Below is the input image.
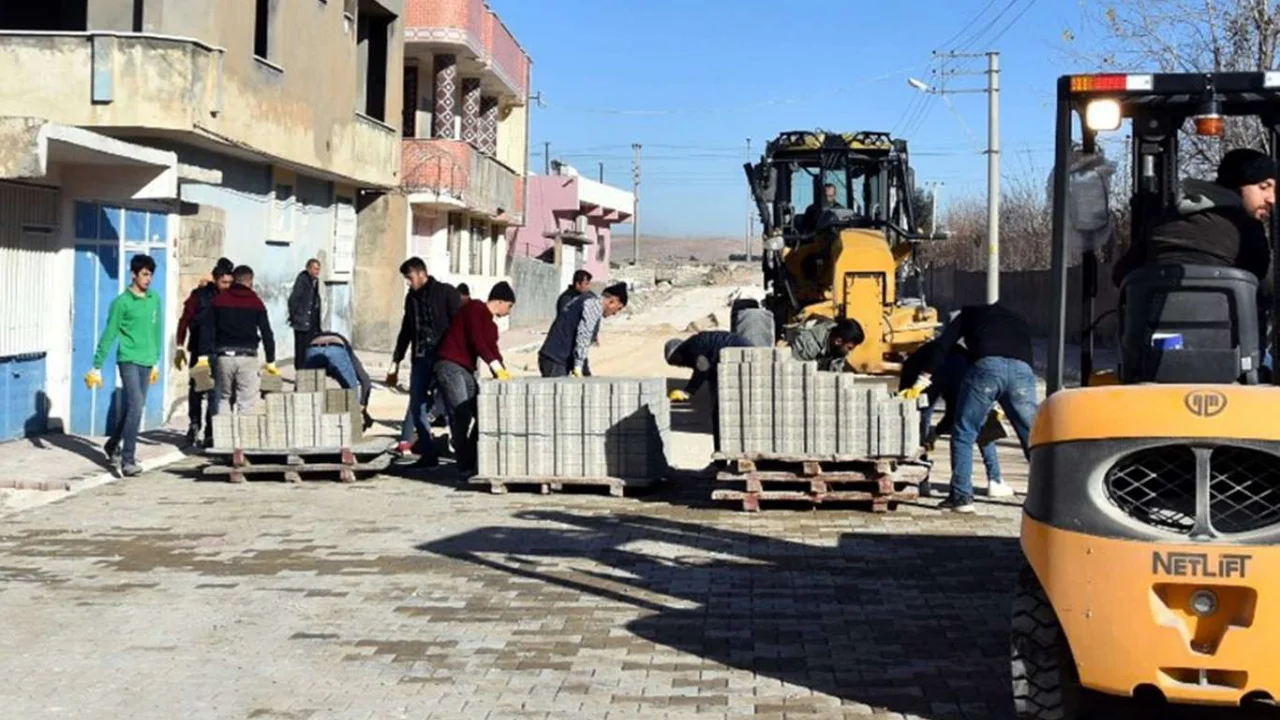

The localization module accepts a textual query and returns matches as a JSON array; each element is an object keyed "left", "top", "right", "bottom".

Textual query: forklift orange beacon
[{"left": 1013, "top": 71, "right": 1280, "bottom": 717}]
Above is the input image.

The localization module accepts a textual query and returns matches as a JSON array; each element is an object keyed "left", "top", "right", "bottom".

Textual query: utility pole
[
  {"left": 925, "top": 181, "right": 944, "bottom": 234},
  {"left": 543, "top": 142, "right": 551, "bottom": 175},
  {"left": 598, "top": 162, "right": 604, "bottom": 183},
  {"left": 909, "top": 51, "right": 1000, "bottom": 302},
  {"left": 744, "top": 138, "right": 752, "bottom": 260},
  {"left": 985, "top": 51, "right": 1000, "bottom": 303},
  {"left": 631, "top": 143, "right": 641, "bottom": 265}
]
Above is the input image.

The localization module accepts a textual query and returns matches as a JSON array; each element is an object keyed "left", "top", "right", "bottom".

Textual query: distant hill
[{"left": 608, "top": 234, "right": 763, "bottom": 263}]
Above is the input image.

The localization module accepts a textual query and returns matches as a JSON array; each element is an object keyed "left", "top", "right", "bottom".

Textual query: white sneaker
[{"left": 987, "top": 482, "right": 1016, "bottom": 498}]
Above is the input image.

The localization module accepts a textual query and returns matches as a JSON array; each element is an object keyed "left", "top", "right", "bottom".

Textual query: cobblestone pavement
[{"left": 0, "top": 454, "right": 1031, "bottom": 720}]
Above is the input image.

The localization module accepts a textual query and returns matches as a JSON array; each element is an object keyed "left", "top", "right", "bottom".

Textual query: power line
[
  {"left": 956, "top": 0, "right": 1022, "bottom": 51},
  {"left": 985, "top": 0, "right": 1040, "bottom": 46},
  {"left": 935, "top": 0, "right": 1000, "bottom": 51}
]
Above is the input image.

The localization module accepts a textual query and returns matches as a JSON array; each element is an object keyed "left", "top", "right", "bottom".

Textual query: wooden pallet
[
  {"left": 202, "top": 438, "right": 394, "bottom": 483},
  {"left": 712, "top": 455, "right": 929, "bottom": 512},
  {"left": 469, "top": 474, "right": 661, "bottom": 497}
]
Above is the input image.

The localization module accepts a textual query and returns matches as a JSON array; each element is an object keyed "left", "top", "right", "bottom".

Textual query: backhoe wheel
[{"left": 1011, "top": 563, "right": 1086, "bottom": 720}]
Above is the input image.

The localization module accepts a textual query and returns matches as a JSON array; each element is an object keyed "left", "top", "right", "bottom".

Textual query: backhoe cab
[
  {"left": 1015, "top": 72, "right": 1280, "bottom": 718},
  {"left": 744, "top": 131, "right": 940, "bottom": 374}
]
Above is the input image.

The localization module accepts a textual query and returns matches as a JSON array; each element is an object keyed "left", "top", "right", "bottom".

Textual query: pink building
[{"left": 507, "top": 165, "right": 634, "bottom": 286}]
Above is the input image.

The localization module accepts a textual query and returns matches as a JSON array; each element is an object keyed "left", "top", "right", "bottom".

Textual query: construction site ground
[{"left": 0, "top": 283, "right": 1247, "bottom": 720}]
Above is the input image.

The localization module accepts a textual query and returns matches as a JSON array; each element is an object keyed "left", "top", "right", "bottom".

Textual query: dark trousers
[
  {"left": 108, "top": 362, "right": 152, "bottom": 466},
  {"left": 709, "top": 382, "right": 721, "bottom": 453},
  {"left": 399, "top": 354, "right": 437, "bottom": 457},
  {"left": 435, "top": 360, "right": 479, "bottom": 472},
  {"left": 293, "top": 330, "right": 316, "bottom": 362},
  {"left": 186, "top": 377, "right": 215, "bottom": 439},
  {"left": 538, "top": 356, "right": 591, "bottom": 378}
]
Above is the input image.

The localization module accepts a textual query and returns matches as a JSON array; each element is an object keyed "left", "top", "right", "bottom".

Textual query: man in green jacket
[{"left": 85, "top": 254, "right": 163, "bottom": 476}]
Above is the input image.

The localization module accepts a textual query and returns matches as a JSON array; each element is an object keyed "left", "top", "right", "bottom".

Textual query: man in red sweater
[{"left": 434, "top": 281, "right": 516, "bottom": 475}]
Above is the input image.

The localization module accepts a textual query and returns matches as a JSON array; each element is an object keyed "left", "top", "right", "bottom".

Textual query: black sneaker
[
  {"left": 185, "top": 426, "right": 201, "bottom": 447},
  {"left": 938, "top": 496, "right": 976, "bottom": 514},
  {"left": 104, "top": 440, "right": 122, "bottom": 466}
]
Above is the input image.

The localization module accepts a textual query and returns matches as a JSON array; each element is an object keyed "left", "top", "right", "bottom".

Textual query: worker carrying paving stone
[
  {"left": 900, "top": 302, "right": 1038, "bottom": 514},
  {"left": 388, "top": 257, "right": 463, "bottom": 461},
  {"left": 434, "top": 281, "right": 517, "bottom": 475},
  {"left": 197, "top": 265, "right": 278, "bottom": 416},
  {"left": 303, "top": 331, "right": 374, "bottom": 431},
  {"left": 537, "top": 282, "right": 628, "bottom": 378},
  {"left": 175, "top": 257, "right": 234, "bottom": 447},
  {"left": 787, "top": 317, "right": 865, "bottom": 371},
  {"left": 664, "top": 330, "right": 753, "bottom": 452}
]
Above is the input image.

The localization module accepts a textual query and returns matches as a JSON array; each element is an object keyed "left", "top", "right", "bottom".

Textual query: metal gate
[{"left": 0, "top": 183, "right": 57, "bottom": 441}]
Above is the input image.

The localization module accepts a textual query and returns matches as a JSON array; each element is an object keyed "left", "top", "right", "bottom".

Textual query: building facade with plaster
[
  {"left": 0, "top": 0, "right": 405, "bottom": 441},
  {"left": 388, "top": 0, "right": 529, "bottom": 335},
  {"left": 508, "top": 165, "right": 634, "bottom": 288}
]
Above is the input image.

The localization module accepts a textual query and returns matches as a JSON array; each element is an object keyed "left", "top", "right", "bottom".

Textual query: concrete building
[
  {"left": 0, "top": 0, "right": 405, "bottom": 441},
  {"left": 507, "top": 164, "right": 634, "bottom": 287},
  {"left": 377, "top": 0, "right": 529, "bottom": 338}
]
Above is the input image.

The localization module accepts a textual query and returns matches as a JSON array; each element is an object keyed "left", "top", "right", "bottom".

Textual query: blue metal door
[
  {"left": 0, "top": 353, "right": 48, "bottom": 441},
  {"left": 70, "top": 202, "right": 170, "bottom": 436}
]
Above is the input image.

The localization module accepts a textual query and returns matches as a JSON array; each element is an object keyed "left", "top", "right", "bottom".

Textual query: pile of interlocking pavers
[
  {"left": 713, "top": 347, "right": 928, "bottom": 511},
  {"left": 716, "top": 347, "right": 920, "bottom": 458},
  {"left": 473, "top": 377, "right": 670, "bottom": 495},
  {"left": 209, "top": 369, "right": 362, "bottom": 450}
]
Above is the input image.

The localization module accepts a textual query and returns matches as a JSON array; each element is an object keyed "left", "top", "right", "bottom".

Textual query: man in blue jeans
[
  {"left": 85, "top": 254, "right": 162, "bottom": 477},
  {"left": 902, "top": 302, "right": 1038, "bottom": 514},
  {"left": 304, "top": 331, "right": 374, "bottom": 431}
]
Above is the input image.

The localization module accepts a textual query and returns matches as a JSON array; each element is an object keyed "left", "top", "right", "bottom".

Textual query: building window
[
  {"left": 0, "top": 1, "right": 86, "bottom": 30},
  {"left": 447, "top": 213, "right": 463, "bottom": 274},
  {"left": 332, "top": 194, "right": 356, "bottom": 276},
  {"left": 470, "top": 220, "right": 486, "bottom": 275},
  {"left": 490, "top": 227, "right": 501, "bottom": 276},
  {"left": 356, "top": 0, "right": 392, "bottom": 122},
  {"left": 253, "top": 0, "right": 273, "bottom": 60},
  {"left": 271, "top": 183, "right": 295, "bottom": 243},
  {"left": 402, "top": 65, "right": 418, "bottom": 138}
]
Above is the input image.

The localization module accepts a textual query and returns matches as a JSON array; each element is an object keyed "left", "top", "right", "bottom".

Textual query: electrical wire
[
  {"left": 956, "top": 0, "right": 1022, "bottom": 51},
  {"left": 934, "top": 0, "right": 1000, "bottom": 51},
  {"left": 984, "top": 0, "right": 1041, "bottom": 46}
]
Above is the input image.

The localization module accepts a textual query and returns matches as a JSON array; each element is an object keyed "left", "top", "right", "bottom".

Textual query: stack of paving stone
[
  {"left": 476, "top": 377, "right": 670, "bottom": 484},
  {"left": 209, "top": 369, "right": 362, "bottom": 450},
  {"left": 717, "top": 347, "right": 920, "bottom": 459}
]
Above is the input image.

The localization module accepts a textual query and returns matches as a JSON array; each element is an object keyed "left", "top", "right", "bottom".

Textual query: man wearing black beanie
[
  {"left": 537, "top": 281, "right": 628, "bottom": 377},
  {"left": 1114, "top": 148, "right": 1276, "bottom": 286}
]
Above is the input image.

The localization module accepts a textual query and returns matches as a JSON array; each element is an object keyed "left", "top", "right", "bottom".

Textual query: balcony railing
[
  {"left": 402, "top": 138, "right": 522, "bottom": 222},
  {"left": 405, "top": 0, "right": 528, "bottom": 98}
]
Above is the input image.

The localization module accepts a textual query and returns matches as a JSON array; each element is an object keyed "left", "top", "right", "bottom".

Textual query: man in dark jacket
[
  {"left": 175, "top": 258, "right": 233, "bottom": 445},
  {"left": 556, "top": 270, "right": 593, "bottom": 315},
  {"left": 664, "top": 330, "right": 754, "bottom": 452},
  {"left": 902, "top": 302, "right": 1037, "bottom": 514},
  {"left": 788, "top": 317, "right": 865, "bottom": 371},
  {"left": 435, "top": 282, "right": 516, "bottom": 475},
  {"left": 539, "top": 282, "right": 627, "bottom": 377},
  {"left": 198, "top": 265, "right": 277, "bottom": 415},
  {"left": 389, "top": 257, "right": 462, "bottom": 463},
  {"left": 1113, "top": 148, "right": 1275, "bottom": 287},
  {"left": 304, "top": 331, "right": 374, "bottom": 430},
  {"left": 288, "top": 259, "right": 323, "bottom": 358}
]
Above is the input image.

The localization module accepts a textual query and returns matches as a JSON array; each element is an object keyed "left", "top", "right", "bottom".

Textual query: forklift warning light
[{"left": 1070, "top": 74, "right": 1153, "bottom": 93}]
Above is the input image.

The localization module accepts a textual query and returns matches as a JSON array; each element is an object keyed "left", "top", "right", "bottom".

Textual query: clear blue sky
[{"left": 489, "top": 0, "right": 1103, "bottom": 237}]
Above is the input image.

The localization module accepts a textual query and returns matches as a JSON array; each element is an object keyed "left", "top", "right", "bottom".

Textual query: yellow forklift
[
  {"left": 1014, "top": 71, "right": 1280, "bottom": 716},
  {"left": 744, "top": 131, "right": 941, "bottom": 374}
]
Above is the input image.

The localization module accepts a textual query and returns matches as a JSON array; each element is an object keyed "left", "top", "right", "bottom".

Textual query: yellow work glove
[
  {"left": 84, "top": 369, "right": 103, "bottom": 390},
  {"left": 495, "top": 367, "right": 512, "bottom": 381},
  {"left": 194, "top": 356, "right": 210, "bottom": 370},
  {"left": 173, "top": 348, "right": 187, "bottom": 371},
  {"left": 994, "top": 407, "right": 1006, "bottom": 423},
  {"left": 897, "top": 375, "right": 931, "bottom": 401},
  {"left": 668, "top": 389, "right": 690, "bottom": 402},
  {"left": 571, "top": 367, "right": 584, "bottom": 378},
  {"left": 149, "top": 367, "right": 160, "bottom": 385},
  {"left": 263, "top": 363, "right": 281, "bottom": 376}
]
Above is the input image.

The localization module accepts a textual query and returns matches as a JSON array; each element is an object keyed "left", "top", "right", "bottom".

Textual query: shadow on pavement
[{"left": 419, "top": 510, "right": 1280, "bottom": 720}]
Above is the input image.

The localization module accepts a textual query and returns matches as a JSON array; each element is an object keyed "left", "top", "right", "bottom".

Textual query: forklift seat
[{"left": 1118, "top": 264, "right": 1261, "bottom": 385}]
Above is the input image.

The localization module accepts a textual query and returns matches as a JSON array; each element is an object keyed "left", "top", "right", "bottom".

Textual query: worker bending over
[
  {"left": 899, "top": 334, "right": 1006, "bottom": 498},
  {"left": 538, "top": 282, "right": 628, "bottom": 377},
  {"left": 304, "top": 331, "right": 374, "bottom": 431},
  {"left": 435, "top": 282, "right": 516, "bottom": 476},
  {"left": 1114, "top": 148, "right": 1274, "bottom": 287},
  {"left": 788, "top": 317, "right": 865, "bottom": 371},
  {"left": 902, "top": 302, "right": 1036, "bottom": 514},
  {"left": 664, "top": 330, "right": 753, "bottom": 452}
]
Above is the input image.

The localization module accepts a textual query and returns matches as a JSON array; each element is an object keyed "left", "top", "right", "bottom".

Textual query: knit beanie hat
[
  {"left": 664, "top": 338, "right": 684, "bottom": 364},
  {"left": 603, "top": 282, "right": 629, "bottom": 306},
  {"left": 1215, "top": 148, "right": 1276, "bottom": 189},
  {"left": 488, "top": 281, "right": 516, "bottom": 304}
]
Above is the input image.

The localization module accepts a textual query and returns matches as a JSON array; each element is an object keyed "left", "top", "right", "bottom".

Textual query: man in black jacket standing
[
  {"left": 389, "top": 257, "right": 462, "bottom": 464},
  {"left": 556, "top": 270, "right": 592, "bottom": 315},
  {"left": 288, "top": 258, "right": 323, "bottom": 359}
]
